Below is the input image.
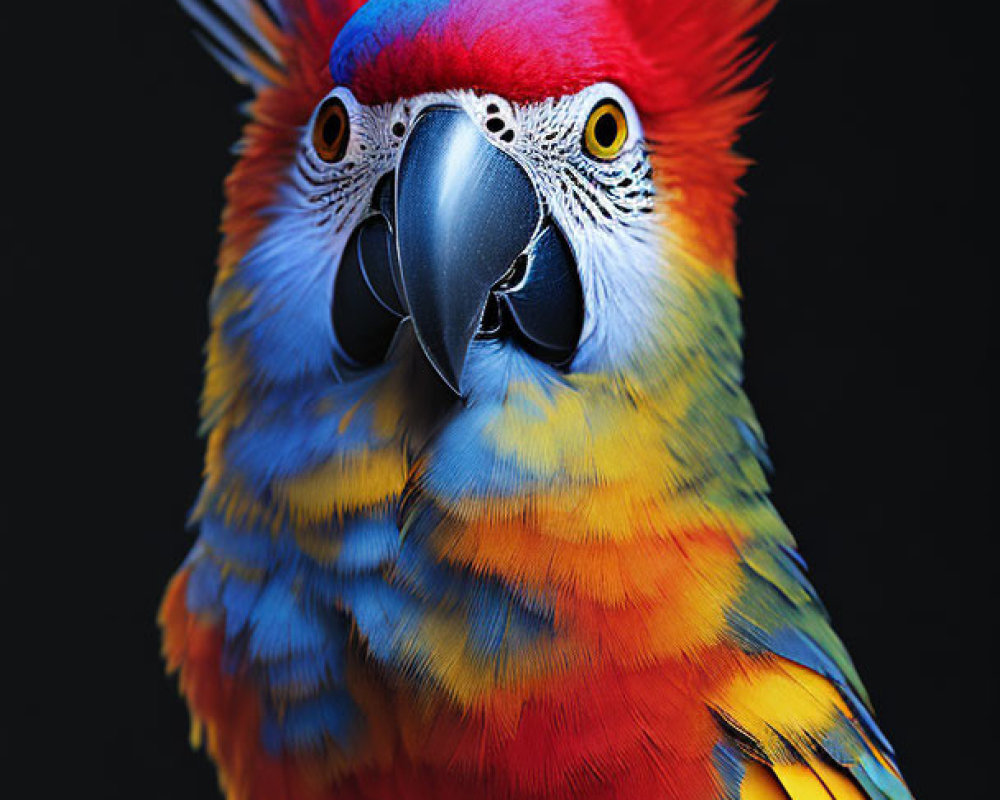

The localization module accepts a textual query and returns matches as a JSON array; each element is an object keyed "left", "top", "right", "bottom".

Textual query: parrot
[{"left": 159, "top": 1, "right": 915, "bottom": 799}]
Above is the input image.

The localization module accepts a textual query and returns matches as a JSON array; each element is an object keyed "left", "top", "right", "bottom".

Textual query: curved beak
[{"left": 394, "top": 107, "right": 542, "bottom": 395}]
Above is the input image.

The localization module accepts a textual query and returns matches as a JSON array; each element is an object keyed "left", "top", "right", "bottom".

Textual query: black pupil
[
  {"left": 594, "top": 110, "right": 619, "bottom": 148},
  {"left": 322, "top": 109, "right": 343, "bottom": 146}
]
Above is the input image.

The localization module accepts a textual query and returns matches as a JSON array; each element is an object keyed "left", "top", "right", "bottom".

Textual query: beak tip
[
  {"left": 435, "top": 360, "right": 465, "bottom": 398},
  {"left": 395, "top": 106, "right": 541, "bottom": 403},
  {"left": 411, "top": 328, "right": 465, "bottom": 397}
]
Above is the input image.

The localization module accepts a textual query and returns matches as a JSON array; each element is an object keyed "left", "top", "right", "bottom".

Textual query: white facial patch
[{"left": 293, "top": 83, "right": 667, "bottom": 374}]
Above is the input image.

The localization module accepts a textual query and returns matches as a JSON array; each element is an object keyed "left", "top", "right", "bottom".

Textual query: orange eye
[
  {"left": 583, "top": 101, "right": 628, "bottom": 161},
  {"left": 312, "top": 97, "right": 350, "bottom": 163}
]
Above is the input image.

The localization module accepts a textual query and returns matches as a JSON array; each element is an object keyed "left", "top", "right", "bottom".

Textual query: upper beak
[{"left": 393, "top": 107, "right": 542, "bottom": 395}]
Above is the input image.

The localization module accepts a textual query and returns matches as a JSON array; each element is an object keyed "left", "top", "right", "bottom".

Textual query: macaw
[{"left": 160, "top": 1, "right": 914, "bottom": 799}]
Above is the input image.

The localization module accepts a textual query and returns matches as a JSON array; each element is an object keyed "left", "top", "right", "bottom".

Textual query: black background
[{"left": 97, "top": 1, "right": 991, "bottom": 797}]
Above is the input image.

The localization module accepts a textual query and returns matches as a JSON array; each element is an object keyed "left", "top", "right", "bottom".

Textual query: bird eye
[
  {"left": 312, "top": 97, "right": 350, "bottom": 163},
  {"left": 583, "top": 101, "right": 628, "bottom": 161}
]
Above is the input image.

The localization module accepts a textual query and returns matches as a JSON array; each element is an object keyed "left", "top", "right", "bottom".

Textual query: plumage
[{"left": 161, "top": 2, "right": 914, "bottom": 798}]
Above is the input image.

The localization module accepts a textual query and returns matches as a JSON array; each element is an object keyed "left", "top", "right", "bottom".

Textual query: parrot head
[{"left": 208, "top": 0, "right": 770, "bottom": 417}]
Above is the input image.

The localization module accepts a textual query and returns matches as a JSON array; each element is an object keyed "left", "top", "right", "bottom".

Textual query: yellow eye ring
[
  {"left": 312, "top": 97, "right": 350, "bottom": 163},
  {"left": 583, "top": 101, "right": 629, "bottom": 161}
]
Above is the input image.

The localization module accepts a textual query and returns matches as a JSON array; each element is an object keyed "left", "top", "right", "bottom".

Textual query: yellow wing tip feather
[{"left": 741, "top": 758, "right": 867, "bottom": 800}]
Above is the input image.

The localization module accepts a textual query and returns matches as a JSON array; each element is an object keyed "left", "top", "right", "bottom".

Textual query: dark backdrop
[{"left": 102, "top": 1, "right": 991, "bottom": 797}]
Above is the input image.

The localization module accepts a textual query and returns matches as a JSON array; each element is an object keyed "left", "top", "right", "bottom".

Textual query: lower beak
[{"left": 393, "top": 107, "right": 542, "bottom": 395}]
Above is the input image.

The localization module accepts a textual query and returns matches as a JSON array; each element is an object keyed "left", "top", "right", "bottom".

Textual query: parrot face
[
  {"left": 251, "top": 81, "right": 659, "bottom": 398},
  {"left": 162, "top": 3, "right": 914, "bottom": 799}
]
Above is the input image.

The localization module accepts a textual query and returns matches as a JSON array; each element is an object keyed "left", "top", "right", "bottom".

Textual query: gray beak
[{"left": 394, "top": 106, "right": 543, "bottom": 395}]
